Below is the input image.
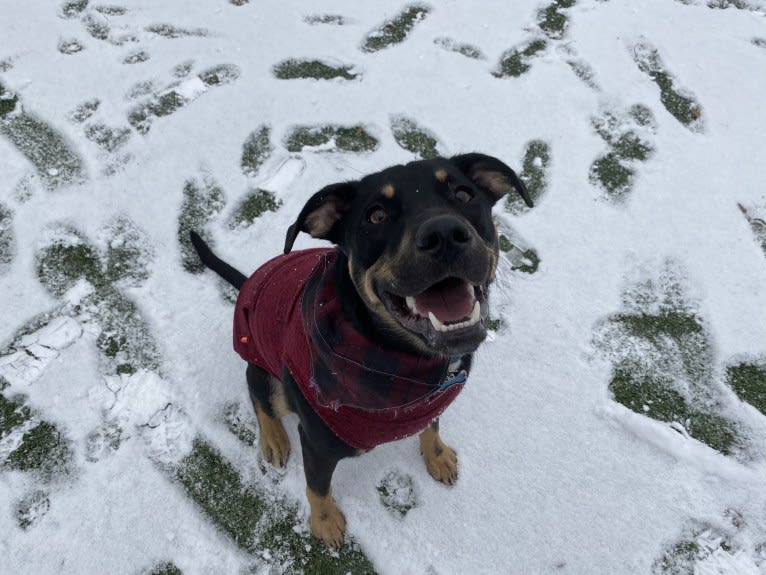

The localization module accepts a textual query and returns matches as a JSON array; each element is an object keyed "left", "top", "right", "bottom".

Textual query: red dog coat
[{"left": 233, "top": 248, "right": 465, "bottom": 451}]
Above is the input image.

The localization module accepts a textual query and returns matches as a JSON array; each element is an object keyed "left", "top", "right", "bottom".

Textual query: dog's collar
[
  {"left": 440, "top": 356, "right": 467, "bottom": 391},
  {"left": 302, "top": 251, "right": 467, "bottom": 412}
]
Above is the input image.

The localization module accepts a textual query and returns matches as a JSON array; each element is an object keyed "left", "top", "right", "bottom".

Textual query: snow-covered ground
[{"left": 2, "top": 1, "right": 766, "bottom": 574}]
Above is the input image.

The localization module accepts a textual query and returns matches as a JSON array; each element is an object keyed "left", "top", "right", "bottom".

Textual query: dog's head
[{"left": 285, "top": 154, "right": 532, "bottom": 357}]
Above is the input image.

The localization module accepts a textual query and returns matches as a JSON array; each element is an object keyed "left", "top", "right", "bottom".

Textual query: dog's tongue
[{"left": 414, "top": 278, "right": 475, "bottom": 323}]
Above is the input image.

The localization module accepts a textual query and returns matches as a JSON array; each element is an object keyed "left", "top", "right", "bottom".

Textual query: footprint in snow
[
  {"left": 654, "top": 517, "right": 766, "bottom": 575},
  {"left": 632, "top": 39, "right": 704, "bottom": 132},
  {"left": 284, "top": 124, "right": 379, "bottom": 153},
  {"left": 0, "top": 202, "right": 14, "bottom": 274},
  {"left": 0, "top": 82, "right": 86, "bottom": 191},
  {"left": 507, "top": 139, "right": 551, "bottom": 214},
  {"left": 493, "top": 0, "right": 577, "bottom": 79},
  {"left": 377, "top": 469, "right": 419, "bottom": 518},
  {"left": 273, "top": 59, "right": 360, "bottom": 81},
  {"left": 128, "top": 63, "right": 240, "bottom": 134},
  {"left": 589, "top": 103, "right": 656, "bottom": 203},
  {"left": 434, "top": 37, "right": 486, "bottom": 60},
  {"left": 34, "top": 218, "right": 159, "bottom": 376},
  {"left": 361, "top": 4, "right": 430, "bottom": 53},
  {"left": 592, "top": 260, "right": 765, "bottom": 460},
  {"left": 390, "top": 115, "right": 442, "bottom": 160}
]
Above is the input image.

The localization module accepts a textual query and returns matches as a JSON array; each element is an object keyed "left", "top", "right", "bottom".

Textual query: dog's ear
[
  {"left": 450, "top": 153, "right": 533, "bottom": 208},
  {"left": 284, "top": 182, "right": 357, "bottom": 253}
]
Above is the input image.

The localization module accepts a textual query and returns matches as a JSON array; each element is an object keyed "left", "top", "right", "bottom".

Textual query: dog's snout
[{"left": 415, "top": 215, "right": 473, "bottom": 259}]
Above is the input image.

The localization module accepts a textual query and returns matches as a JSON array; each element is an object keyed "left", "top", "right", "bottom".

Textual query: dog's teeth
[
  {"left": 428, "top": 311, "right": 446, "bottom": 331},
  {"left": 428, "top": 301, "right": 482, "bottom": 333},
  {"left": 469, "top": 300, "right": 480, "bottom": 325},
  {"left": 405, "top": 296, "right": 418, "bottom": 314}
]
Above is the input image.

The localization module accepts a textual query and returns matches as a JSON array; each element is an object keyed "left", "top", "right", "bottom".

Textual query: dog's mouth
[{"left": 381, "top": 277, "right": 488, "bottom": 349}]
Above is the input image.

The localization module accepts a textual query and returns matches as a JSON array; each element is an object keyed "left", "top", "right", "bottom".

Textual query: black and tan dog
[{"left": 191, "top": 153, "right": 531, "bottom": 546}]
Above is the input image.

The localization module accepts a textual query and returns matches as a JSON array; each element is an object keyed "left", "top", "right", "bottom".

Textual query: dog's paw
[
  {"left": 420, "top": 430, "right": 458, "bottom": 485},
  {"left": 254, "top": 405, "right": 291, "bottom": 467},
  {"left": 260, "top": 427, "right": 290, "bottom": 468},
  {"left": 307, "top": 489, "right": 346, "bottom": 548}
]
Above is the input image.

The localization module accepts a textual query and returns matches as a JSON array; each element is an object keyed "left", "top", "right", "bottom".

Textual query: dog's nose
[{"left": 415, "top": 215, "right": 473, "bottom": 260}]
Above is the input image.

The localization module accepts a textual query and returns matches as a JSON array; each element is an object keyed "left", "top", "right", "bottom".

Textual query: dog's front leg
[
  {"left": 419, "top": 418, "right": 458, "bottom": 485},
  {"left": 299, "top": 426, "right": 346, "bottom": 547}
]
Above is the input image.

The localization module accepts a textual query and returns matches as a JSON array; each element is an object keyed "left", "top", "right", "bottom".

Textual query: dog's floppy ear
[
  {"left": 450, "top": 153, "right": 533, "bottom": 208},
  {"left": 284, "top": 182, "right": 357, "bottom": 253}
]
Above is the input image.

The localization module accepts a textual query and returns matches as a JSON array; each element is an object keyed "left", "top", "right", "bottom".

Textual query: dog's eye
[
  {"left": 367, "top": 206, "right": 388, "bottom": 224},
  {"left": 453, "top": 186, "right": 474, "bottom": 203}
]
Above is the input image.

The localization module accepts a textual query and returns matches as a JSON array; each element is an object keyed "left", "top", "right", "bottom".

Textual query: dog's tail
[{"left": 189, "top": 231, "right": 247, "bottom": 290}]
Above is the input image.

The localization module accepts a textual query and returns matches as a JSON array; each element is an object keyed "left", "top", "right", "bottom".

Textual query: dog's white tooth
[
  {"left": 405, "top": 296, "right": 418, "bottom": 314},
  {"left": 469, "top": 300, "right": 481, "bottom": 325},
  {"left": 428, "top": 311, "right": 446, "bottom": 332}
]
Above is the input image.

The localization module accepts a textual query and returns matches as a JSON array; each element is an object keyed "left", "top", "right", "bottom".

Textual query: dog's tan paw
[
  {"left": 254, "top": 404, "right": 291, "bottom": 467},
  {"left": 260, "top": 424, "right": 290, "bottom": 467},
  {"left": 307, "top": 488, "right": 346, "bottom": 548},
  {"left": 419, "top": 427, "right": 458, "bottom": 485}
]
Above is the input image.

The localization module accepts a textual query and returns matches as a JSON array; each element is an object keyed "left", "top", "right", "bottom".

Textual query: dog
[{"left": 190, "top": 153, "right": 532, "bottom": 547}]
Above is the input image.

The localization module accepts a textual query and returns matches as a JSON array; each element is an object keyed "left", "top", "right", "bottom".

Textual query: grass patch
[
  {"left": 5, "top": 421, "right": 73, "bottom": 477},
  {"left": 610, "top": 366, "right": 739, "bottom": 454},
  {"left": 177, "top": 177, "right": 225, "bottom": 274},
  {"left": 123, "top": 50, "right": 150, "bottom": 65},
  {"left": 538, "top": 0, "right": 576, "bottom": 38},
  {"left": 95, "top": 288, "right": 161, "bottom": 375},
  {"left": 595, "top": 263, "right": 743, "bottom": 456},
  {"left": 36, "top": 226, "right": 103, "bottom": 297},
  {"left": 508, "top": 140, "right": 550, "bottom": 213},
  {"left": 228, "top": 189, "right": 282, "bottom": 229},
  {"left": 1, "top": 393, "right": 32, "bottom": 439},
  {"left": 285, "top": 125, "right": 379, "bottom": 153},
  {"left": 69, "top": 99, "right": 100, "bottom": 123},
  {"left": 273, "top": 59, "right": 359, "bottom": 81},
  {"left": 726, "top": 362, "right": 766, "bottom": 415},
  {"left": 493, "top": 39, "right": 547, "bottom": 78},
  {"left": 390, "top": 115, "right": 440, "bottom": 159},
  {"left": 499, "top": 234, "right": 540, "bottom": 274},
  {"left": 147, "top": 562, "right": 182, "bottom": 575},
  {"left": 175, "top": 439, "right": 376, "bottom": 573},
  {"left": 94, "top": 5, "right": 128, "bottom": 15},
  {"left": 633, "top": 42, "right": 703, "bottom": 131},
  {"left": 84, "top": 123, "right": 131, "bottom": 152},
  {"left": 0, "top": 100, "right": 86, "bottom": 189},
  {"left": 433, "top": 37, "right": 484, "bottom": 59},
  {"left": 652, "top": 524, "right": 742, "bottom": 575},
  {"left": 304, "top": 14, "right": 348, "bottom": 25},
  {"left": 15, "top": 489, "right": 50, "bottom": 530},
  {"left": 129, "top": 66, "right": 239, "bottom": 133},
  {"left": 223, "top": 402, "right": 258, "bottom": 446},
  {"left": 362, "top": 4, "right": 430, "bottom": 53},
  {"left": 199, "top": 64, "right": 240, "bottom": 87},
  {"left": 240, "top": 125, "right": 273, "bottom": 176},
  {"left": 101, "top": 215, "right": 153, "bottom": 286},
  {"left": 589, "top": 153, "right": 634, "bottom": 199},
  {"left": 35, "top": 221, "right": 159, "bottom": 375},
  {"left": 83, "top": 14, "right": 110, "bottom": 40},
  {"left": 145, "top": 23, "right": 209, "bottom": 38},
  {"left": 0, "top": 202, "right": 13, "bottom": 271},
  {"left": 589, "top": 106, "right": 655, "bottom": 201},
  {"left": 61, "top": 0, "right": 89, "bottom": 18}
]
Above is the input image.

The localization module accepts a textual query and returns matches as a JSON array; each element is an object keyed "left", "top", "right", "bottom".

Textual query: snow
[{"left": 2, "top": 0, "right": 766, "bottom": 574}]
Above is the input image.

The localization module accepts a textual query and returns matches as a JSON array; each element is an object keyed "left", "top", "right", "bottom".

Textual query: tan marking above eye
[
  {"left": 434, "top": 169, "right": 448, "bottom": 182},
  {"left": 381, "top": 184, "right": 395, "bottom": 199}
]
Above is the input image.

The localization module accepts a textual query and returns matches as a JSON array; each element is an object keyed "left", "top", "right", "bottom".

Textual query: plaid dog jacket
[{"left": 233, "top": 248, "right": 464, "bottom": 451}]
